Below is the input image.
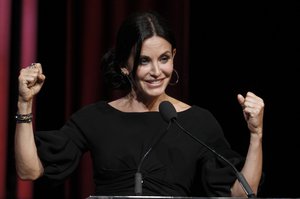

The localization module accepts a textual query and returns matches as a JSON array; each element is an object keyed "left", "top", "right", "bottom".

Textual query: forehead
[{"left": 141, "top": 36, "right": 172, "bottom": 54}]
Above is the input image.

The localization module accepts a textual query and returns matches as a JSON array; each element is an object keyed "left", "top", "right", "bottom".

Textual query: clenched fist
[{"left": 18, "top": 63, "right": 46, "bottom": 102}]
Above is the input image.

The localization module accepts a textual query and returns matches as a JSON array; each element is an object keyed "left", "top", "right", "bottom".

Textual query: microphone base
[{"left": 134, "top": 172, "right": 143, "bottom": 196}]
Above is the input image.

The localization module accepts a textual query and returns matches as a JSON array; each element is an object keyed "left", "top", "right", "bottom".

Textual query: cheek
[
  {"left": 135, "top": 63, "right": 174, "bottom": 78},
  {"left": 162, "top": 65, "right": 174, "bottom": 77},
  {"left": 135, "top": 67, "right": 148, "bottom": 79}
]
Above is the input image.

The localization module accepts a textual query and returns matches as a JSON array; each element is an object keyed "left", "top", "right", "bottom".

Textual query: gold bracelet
[{"left": 15, "top": 113, "right": 33, "bottom": 123}]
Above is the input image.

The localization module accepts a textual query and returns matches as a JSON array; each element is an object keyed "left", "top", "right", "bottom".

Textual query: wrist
[
  {"left": 250, "top": 132, "right": 263, "bottom": 145},
  {"left": 250, "top": 126, "right": 263, "bottom": 137},
  {"left": 15, "top": 113, "right": 33, "bottom": 123},
  {"left": 17, "top": 98, "right": 33, "bottom": 114}
]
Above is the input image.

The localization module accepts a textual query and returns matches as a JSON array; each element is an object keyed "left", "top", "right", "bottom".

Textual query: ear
[
  {"left": 172, "top": 49, "right": 176, "bottom": 58},
  {"left": 121, "top": 67, "right": 130, "bottom": 75}
]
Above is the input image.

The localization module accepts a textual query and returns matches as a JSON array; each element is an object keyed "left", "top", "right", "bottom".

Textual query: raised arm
[
  {"left": 15, "top": 63, "right": 46, "bottom": 180},
  {"left": 231, "top": 91, "right": 264, "bottom": 197}
]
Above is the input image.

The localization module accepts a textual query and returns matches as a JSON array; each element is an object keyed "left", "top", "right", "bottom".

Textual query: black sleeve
[
  {"left": 35, "top": 116, "right": 88, "bottom": 184},
  {"left": 199, "top": 149, "right": 245, "bottom": 196},
  {"left": 188, "top": 107, "right": 245, "bottom": 196}
]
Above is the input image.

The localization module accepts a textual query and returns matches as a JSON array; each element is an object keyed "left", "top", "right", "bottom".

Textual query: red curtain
[
  {"left": 17, "top": 0, "right": 38, "bottom": 198},
  {"left": 1, "top": 0, "right": 190, "bottom": 198},
  {"left": 0, "top": 0, "right": 11, "bottom": 197}
]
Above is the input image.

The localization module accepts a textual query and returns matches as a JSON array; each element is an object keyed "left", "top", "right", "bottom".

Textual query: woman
[{"left": 15, "top": 11, "right": 264, "bottom": 197}]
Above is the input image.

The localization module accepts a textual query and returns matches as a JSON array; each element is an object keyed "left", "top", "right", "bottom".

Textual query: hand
[
  {"left": 18, "top": 63, "right": 46, "bottom": 102},
  {"left": 237, "top": 92, "right": 264, "bottom": 136}
]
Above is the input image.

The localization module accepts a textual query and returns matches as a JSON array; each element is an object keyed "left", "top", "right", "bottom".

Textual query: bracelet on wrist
[{"left": 15, "top": 113, "right": 33, "bottom": 123}]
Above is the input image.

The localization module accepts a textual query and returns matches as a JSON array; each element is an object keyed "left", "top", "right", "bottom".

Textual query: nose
[{"left": 150, "top": 62, "right": 161, "bottom": 76}]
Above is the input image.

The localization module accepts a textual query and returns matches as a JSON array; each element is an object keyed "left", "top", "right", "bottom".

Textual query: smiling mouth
[{"left": 145, "top": 79, "right": 163, "bottom": 85}]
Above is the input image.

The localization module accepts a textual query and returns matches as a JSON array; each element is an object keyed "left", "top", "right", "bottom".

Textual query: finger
[
  {"left": 37, "top": 73, "right": 46, "bottom": 84},
  {"left": 34, "top": 63, "right": 43, "bottom": 74},
  {"left": 237, "top": 94, "right": 245, "bottom": 106},
  {"left": 26, "top": 76, "right": 37, "bottom": 88},
  {"left": 243, "top": 106, "right": 255, "bottom": 115},
  {"left": 246, "top": 91, "right": 264, "bottom": 102},
  {"left": 244, "top": 98, "right": 264, "bottom": 110},
  {"left": 20, "top": 71, "right": 39, "bottom": 88},
  {"left": 26, "top": 63, "right": 42, "bottom": 74},
  {"left": 19, "top": 71, "right": 34, "bottom": 84},
  {"left": 25, "top": 63, "right": 36, "bottom": 70},
  {"left": 29, "top": 62, "right": 36, "bottom": 68}
]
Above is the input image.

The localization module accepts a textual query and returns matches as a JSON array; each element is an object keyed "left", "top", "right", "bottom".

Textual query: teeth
[{"left": 149, "top": 80, "right": 161, "bottom": 83}]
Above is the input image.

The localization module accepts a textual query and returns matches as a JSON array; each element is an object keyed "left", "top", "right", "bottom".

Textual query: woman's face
[{"left": 126, "top": 36, "right": 176, "bottom": 99}]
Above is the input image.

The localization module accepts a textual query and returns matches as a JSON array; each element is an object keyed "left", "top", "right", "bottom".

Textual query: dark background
[{"left": 190, "top": 2, "right": 299, "bottom": 197}]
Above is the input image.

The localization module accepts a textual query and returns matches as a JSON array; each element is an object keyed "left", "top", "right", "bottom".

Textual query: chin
[
  {"left": 139, "top": 83, "right": 168, "bottom": 98},
  {"left": 144, "top": 90, "right": 165, "bottom": 98}
]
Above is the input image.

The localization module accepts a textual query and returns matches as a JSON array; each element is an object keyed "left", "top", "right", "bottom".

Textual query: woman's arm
[
  {"left": 231, "top": 91, "right": 264, "bottom": 197},
  {"left": 15, "top": 63, "right": 45, "bottom": 180}
]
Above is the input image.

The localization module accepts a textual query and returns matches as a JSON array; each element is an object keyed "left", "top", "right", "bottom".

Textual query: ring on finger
[{"left": 30, "top": 63, "right": 36, "bottom": 68}]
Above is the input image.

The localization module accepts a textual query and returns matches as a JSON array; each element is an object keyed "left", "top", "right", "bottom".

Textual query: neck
[{"left": 124, "top": 93, "right": 171, "bottom": 112}]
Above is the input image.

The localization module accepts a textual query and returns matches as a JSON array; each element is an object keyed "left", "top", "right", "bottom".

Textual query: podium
[
  {"left": 86, "top": 197, "right": 297, "bottom": 199},
  {"left": 87, "top": 197, "right": 234, "bottom": 199}
]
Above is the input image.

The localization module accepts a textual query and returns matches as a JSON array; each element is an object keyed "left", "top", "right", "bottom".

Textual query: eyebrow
[{"left": 140, "top": 50, "right": 172, "bottom": 57}]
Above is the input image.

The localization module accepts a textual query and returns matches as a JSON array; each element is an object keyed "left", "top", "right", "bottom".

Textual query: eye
[
  {"left": 160, "top": 55, "right": 170, "bottom": 64},
  {"left": 139, "top": 57, "right": 150, "bottom": 65}
]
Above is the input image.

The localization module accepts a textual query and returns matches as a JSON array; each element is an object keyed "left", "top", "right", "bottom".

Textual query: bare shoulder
[
  {"left": 108, "top": 98, "right": 126, "bottom": 111},
  {"left": 108, "top": 99, "right": 120, "bottom": 107},
  {"left": 168, "top": 97, "right": 191, "bottom": 112}
]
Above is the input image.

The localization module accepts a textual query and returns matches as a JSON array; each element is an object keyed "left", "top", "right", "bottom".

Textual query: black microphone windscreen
[{"left": 159, "top": 101, "right": 178, "bottom": 122}]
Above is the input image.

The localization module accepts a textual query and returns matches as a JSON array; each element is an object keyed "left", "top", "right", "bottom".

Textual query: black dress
[{"left": 35, "top": 101, "right": 244, "bottom": 196}]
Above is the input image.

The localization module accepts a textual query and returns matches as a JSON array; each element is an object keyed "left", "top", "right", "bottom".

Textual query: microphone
[
  {"left": 158, "top": 101, "right": 256, "bottom": 198},
  {"left": 134, "top": 115, "right": 172, "bottom": 195}
]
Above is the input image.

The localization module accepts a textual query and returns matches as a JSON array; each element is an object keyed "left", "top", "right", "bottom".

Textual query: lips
[
  {"left": 146, "top": 79, "right": 162, "bottom": 84},
  {"left": 144, "top": 78, "right": 164, "bottom": 87}
]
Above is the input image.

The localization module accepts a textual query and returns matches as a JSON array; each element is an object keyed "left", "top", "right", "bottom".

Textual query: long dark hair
[{"left": 102, "top": 11, "right": 176, "bottom": 90}]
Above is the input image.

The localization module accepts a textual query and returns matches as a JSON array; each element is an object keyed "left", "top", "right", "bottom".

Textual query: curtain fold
[
  {"left": 17, "top": 0, "right": 38, "bottom": 198},
  {"left": 0, "top": 0, "right": 11, "bottom": 197}
]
